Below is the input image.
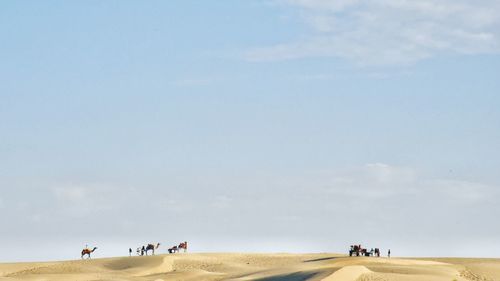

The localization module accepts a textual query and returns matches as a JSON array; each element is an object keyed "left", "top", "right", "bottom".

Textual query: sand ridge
[
  {"left": 0, "top": 253, "right": 499, "bottom": 281},
  {"left": 320, "top": 265, "right": 372, "bottom": 281}
]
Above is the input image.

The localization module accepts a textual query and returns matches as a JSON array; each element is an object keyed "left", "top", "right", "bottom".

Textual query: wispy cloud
[
  {"left": 246, "top": 0, "right": 500, "bottom": 65},
  {"left": 53, "top": 185, "right": 88, "bottom": 202},
  {"left": 210, "top": 195, "right": 233, "bottom": 209},
  {"left": 50, "top": 183, "right": 122, "bottom": 217},
  {"left": 315, "top": 163, "right": 499, "bottom": 207}
]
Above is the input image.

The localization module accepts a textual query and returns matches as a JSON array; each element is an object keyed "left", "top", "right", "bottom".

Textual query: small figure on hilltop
[
  {"left": 141, "top": 245, "right": 145, "bottom": 256},
  {"left": 388, "top": 249, "right": 391, "bottom": 258},
  {"left": 129, "top": 248, "right": 132, "bottom": 257},
  {"left": 81, "top": 246, "right": 98, "bottom": 259}
]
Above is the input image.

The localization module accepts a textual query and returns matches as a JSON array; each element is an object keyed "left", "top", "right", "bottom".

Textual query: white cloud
[
  {"left": 247, "top": 0, "right": 500, "bottom": 65},
  {"left": 363, "top": 163, "right": 415, "bottom": 184},
  {"left": 424, "top": 179, "right": 497, "bottom": 203},
  {"left": 308, "top": 163, "right": 499, "bottom": 205},
  {"left": 53, "top": 186, "right": 87, "bottom": 202},
  {"left": 320, "top": 163, "right": 417, "bottom": 198},
  {"left": 155, "top": 197, "right": 194, "bottom": 213},
  {"left": 211, "top": 195, "right": 233, "bottom": 209},
  {"left": 2, "top": 165, "right": 499, "bottom": 258},
  {"left": 50, "top": 183, "right": 121, "bottom": 216}
]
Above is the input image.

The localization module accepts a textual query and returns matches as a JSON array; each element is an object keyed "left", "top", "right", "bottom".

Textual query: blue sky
[{"left": 1, "top": 0, "right": 500, "bottom": 261}]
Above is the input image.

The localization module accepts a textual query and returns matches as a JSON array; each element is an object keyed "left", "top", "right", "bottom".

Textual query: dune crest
[
  {"left": 0, "top": 254, "right": 499, "bottom": 281},
  {"left": 321, "top": 265, "right": 372, "bottom": 281}
]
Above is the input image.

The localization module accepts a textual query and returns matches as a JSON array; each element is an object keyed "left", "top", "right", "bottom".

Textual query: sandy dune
[{"left": 0, "top": 253, "right": 499, "bottom": 281}]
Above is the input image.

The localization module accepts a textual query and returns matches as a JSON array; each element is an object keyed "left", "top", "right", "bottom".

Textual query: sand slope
[
  {"left": 321, "top": 265, "right": 372, "bottom": 281},
  {"left": 0, "top": 254, "right": 499, "bottom": 281}
]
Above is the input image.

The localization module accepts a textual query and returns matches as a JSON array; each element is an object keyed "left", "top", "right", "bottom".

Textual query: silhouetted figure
[
  {"left": 388, "top": 249, "right": 391, "bottom": 258},
  {"left": 141, "top": 246, "right": 146, "bottom": 256},
  {"left": 129, "top": 248, "right": 132, "bottom": 257}
]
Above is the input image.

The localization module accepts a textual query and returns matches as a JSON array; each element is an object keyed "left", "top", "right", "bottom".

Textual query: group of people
[{"left": 131, "top": 246, "right": 147, "bottom": 256}]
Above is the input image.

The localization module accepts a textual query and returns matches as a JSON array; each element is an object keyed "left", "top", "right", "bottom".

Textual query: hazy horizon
[{"left": 1, "top": 0, "right": 500, "bottom": 262}]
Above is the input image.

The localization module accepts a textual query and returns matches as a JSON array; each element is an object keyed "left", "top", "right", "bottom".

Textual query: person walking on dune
[
  {"left": 129, "top": 248, "right": 132, "bottom": 257},
  {"left": 388, "top": 249, "right": 391, "bottom": 258}
]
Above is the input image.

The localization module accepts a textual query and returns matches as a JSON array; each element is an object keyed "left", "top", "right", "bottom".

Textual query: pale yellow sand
[
  {"left": 0, "top": 253, "right": 499, "bottom": 281},
  {"left": 320, "top": 265, "right": 372, "bottom": 281}
]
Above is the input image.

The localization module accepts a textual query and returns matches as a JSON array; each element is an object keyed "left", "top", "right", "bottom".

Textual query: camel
[
  {"left": 81, "top": 247, "right": 97, "bottom": 259},
  {"left": 145, "top": 243, "right": 160, "bottom": 255},
  {"left": 168, "top": 245, "right": 178, "bottom": 254},
  {"left": 178, "top": 241, "right": 188, "bottom": 253},
  {"left": 349, "top": 245, "right": 364, "bottom": 257}
]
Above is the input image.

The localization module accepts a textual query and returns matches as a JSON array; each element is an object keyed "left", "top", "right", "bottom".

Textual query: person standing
[
  {"left": 388, "top": 249, "right": 391, "bottom": 258},
  {"left": 129, "top": 248, "right": 132, "bottom": 257}
]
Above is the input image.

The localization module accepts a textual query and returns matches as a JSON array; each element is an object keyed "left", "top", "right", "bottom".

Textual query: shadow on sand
[
  {"left": 255, "top": 271, "right": 321, "bottom": 281},
  {"left": 303, "top": 256, "right": 338, "bottom": 263}
]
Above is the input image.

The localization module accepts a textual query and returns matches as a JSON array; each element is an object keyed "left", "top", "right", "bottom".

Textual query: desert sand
[{"left": 0, "top": 253, "right": 499, "bottom": 281}]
